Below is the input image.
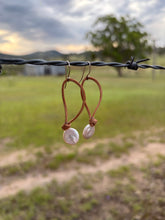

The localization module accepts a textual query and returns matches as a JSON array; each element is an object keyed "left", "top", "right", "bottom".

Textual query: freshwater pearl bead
[
  {"left": 63, "top": 128, "right": 79, "bottom": 145},
  {"left": 83, "top": 124, "right": 95, "bottom": 139}
]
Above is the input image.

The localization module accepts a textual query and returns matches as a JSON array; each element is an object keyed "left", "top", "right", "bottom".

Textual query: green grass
[
  {"left": 0, "top": 161, "right": 165, "bottom": 220},
  {"left": 0, "top": 66, "right": 165, "bottom": 149},
  {"left": 46, "top": 152, "right": 76, "bottom": 170},
  {"left": 76, "top": 141, "right": 134, "bottom": 164},
  {"left": 107, "top": 165, "right": 131, "bottom": 178},
  {"left": 1, "top": 161, "right": 36, "bottom": 176},
  {"left": 80, "top": 198, "right": 99, "bottom": 212}
]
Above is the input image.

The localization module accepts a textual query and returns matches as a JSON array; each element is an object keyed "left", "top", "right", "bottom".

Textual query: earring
[
  {"left": 81, "top": 62, "right": 103, "bottom": 139},
  {"left": 61, "top": 61, "right": 86, "bottom": 145}
]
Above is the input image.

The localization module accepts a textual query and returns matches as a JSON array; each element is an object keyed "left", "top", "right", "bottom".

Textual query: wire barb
[{"left": 0, "top": 57, "right": 164, "bottom": 70}]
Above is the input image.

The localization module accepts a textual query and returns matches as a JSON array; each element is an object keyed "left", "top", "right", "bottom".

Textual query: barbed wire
[{"left": 0, "top": 57, "right": 165, "bottom": 73}]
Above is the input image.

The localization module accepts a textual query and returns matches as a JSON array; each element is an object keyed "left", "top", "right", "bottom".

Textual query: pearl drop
[
  {"left": 83, "top": 124, "right": 95, "bottom": 139},
  {"left": 63, "top": 128, "right": 79, "bottom": 145}
]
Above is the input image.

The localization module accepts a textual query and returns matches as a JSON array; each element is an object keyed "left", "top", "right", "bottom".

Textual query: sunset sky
[{"left": 0, "top": 0, "right": 164, "bottom": 55}]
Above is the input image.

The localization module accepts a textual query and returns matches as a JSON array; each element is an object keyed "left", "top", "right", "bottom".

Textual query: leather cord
[
  {"left": 81, "top": 76, "right": 102, "bottom": 127},
  {"left": 61, "top": 78, "right": 86, "bottom": 130}
]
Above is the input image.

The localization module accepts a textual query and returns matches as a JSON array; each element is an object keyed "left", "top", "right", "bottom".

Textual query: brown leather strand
[
  {"left": 61, "top": 78, "right": 86, "bottom": 130},
  {"left": 81, "top": 76, "right": 102, "bottom": 127}
]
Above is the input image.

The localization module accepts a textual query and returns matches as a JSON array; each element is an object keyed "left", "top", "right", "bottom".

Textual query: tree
[{"left": 86, "top": 15, "right": 152, "bottom": 76}]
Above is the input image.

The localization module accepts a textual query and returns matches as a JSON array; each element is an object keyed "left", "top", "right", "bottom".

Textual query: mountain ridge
[
  {"left": 0, "top": 50, "right": 63, "bottom": 59},
  {"left": 0, "top": 50, "right": 100, "bottom": 60}
]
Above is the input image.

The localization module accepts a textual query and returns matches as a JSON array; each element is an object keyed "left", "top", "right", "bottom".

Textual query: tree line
[{"left": 86, "top": 14, "right": 164, "bottom": 77}]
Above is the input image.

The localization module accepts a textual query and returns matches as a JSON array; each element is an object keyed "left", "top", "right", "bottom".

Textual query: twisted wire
[{"left": 0, "top": 57, "right": 164, "bottom": 71}]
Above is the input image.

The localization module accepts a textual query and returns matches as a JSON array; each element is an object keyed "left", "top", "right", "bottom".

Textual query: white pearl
[
  {"left": 83, "top": 124, "right": 95, "bottom": 139},
  {"left": 63, "top": 128, "right": 79, "bottom": 145}
]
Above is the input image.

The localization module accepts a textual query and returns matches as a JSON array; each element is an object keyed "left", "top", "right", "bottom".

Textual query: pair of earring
[{"left": 61, "top": 61, "right": 102, "bottom": 145}]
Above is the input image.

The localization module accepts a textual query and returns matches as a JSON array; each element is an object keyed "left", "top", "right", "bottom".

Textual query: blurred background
[{"left": 0, "top": 0, "right": 165, "bottom": 220}]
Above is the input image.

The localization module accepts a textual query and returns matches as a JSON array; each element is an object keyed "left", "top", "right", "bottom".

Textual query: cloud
[
  {"left": 0, "top": 38, "right": 8, "bottom": 44},
  {"left": 0, "top": 0, "right": 164, "bottom": 54},
  {"left": 0, "top": 0, "right": 73, "bottom": 43}
]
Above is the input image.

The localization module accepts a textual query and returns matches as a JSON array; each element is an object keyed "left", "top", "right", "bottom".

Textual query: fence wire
[{"left": 0, "top": 57, "right": 165, "bottom": 73}]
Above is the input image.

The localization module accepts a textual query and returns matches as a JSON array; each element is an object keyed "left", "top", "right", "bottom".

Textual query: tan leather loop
[
  {"left": 81, "top": 76, "right": 102, "bottom": 126},
  {"left": 62, "top": 78, "right": 86, "bottom": 130}
]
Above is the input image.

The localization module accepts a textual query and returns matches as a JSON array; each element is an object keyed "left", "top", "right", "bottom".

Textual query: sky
[{"left": 0, "top": 0, "right": 164, "bottom": 55}]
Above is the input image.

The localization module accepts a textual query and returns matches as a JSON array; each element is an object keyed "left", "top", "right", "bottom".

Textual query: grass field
[
  {"left": 0, "top": 66, "right": 165, "bottom": 149},
  {"left": 0, "top": 64, "right": 165, "bottom": 220}
]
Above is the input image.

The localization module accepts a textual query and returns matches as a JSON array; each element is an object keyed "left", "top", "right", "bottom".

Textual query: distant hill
[
  {"left": 0, "top": 49, "right": 101, "bottom": 61},
  {"left": 0, "top": 53, "right": 19, "bottom": 59},
  {"left": 22, "top": 50, "right": 63, "bottom": 59},
  {"left": 0, "top": 50, "right": 63, "bottom": 60}
]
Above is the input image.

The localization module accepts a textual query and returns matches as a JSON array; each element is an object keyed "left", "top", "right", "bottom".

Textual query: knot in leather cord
[
  {"left": 62, "top": 123, "right": 71, "bottom": 130},
  {"left": 89, "top": 117, "right": 97, "bottom": 127}
]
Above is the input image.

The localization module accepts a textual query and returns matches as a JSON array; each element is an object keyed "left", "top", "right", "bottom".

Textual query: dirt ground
[{"left": 0, "top": 128, "right": 165, "bottom": 199}]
